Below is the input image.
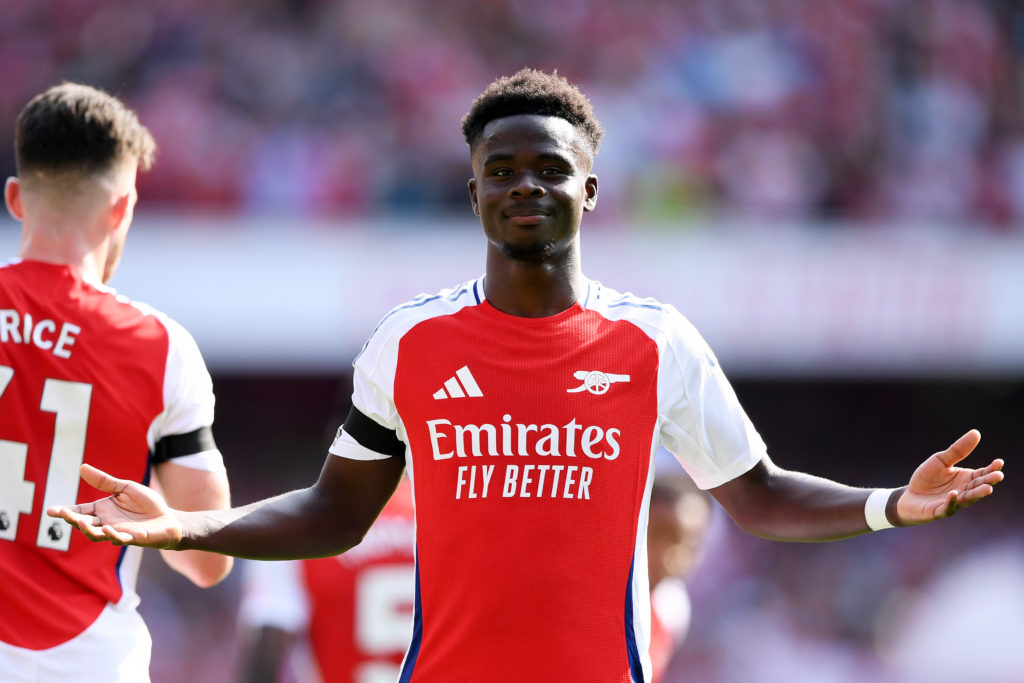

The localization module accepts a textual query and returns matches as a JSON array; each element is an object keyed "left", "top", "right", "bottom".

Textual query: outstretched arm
[
  {"left": 709, "top": 429, "right": 1004, "bottom": 542},
  {"left": 47, "top": 453, "right": 406, "bottom": 560}
]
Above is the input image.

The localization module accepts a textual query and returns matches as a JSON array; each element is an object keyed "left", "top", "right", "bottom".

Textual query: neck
[
  {"left": 18, "top": 215, "right": 109, "bottom": 283},
  {"left": 483, "top": 244, "right": 585, "bottom": 318}
]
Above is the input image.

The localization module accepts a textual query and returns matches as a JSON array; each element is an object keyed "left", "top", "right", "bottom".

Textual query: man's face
[{"left": 468, "top": 114, "right": 597, "bottom": 262}]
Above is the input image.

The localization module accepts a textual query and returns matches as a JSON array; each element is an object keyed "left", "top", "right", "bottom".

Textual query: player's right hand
[{"left": 46, "top": 463, "right": 184, "bottom": 549}]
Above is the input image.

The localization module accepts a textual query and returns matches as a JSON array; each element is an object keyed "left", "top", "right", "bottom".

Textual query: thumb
[
  {"left": 935, "top": 429, "right": 981, "bottom": 468},
  {"left": 79, "top": 463, "right": 129, "bottom": 495}
]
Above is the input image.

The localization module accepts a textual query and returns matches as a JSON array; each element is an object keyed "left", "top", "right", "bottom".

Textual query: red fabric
[
  {"left": 0, "top": 261, "right": 167, "bottom": 649},
  {"left": 394, "top": 301, "right": 659, "bottom": 682}
]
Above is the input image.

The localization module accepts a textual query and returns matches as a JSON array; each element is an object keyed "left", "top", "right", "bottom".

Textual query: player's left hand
[{"left": 897, "top": 430, "right": 1005, "bottom": 525}]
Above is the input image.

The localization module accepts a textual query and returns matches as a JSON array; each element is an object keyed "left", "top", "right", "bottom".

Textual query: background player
[
  {"left": 234, "top": 476, "right": 415, "bottom": 683},
  {"left": 646, "top": 472, "right": 713, "bottom": 683},
  {"left": 0, "top": 83, "right": 232, "bottom": 683},
  {"left": 48, "top": 69, "right": 1005, "bottom": 683}
]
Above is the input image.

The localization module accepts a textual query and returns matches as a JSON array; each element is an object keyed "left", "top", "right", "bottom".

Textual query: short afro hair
[{"left": 461, "top": 68, "right": 603, "bottom": 156}]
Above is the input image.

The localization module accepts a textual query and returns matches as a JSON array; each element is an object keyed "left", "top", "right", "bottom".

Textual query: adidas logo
[{"left": 433, "top": 366, "right": 483, "bottom": 400}]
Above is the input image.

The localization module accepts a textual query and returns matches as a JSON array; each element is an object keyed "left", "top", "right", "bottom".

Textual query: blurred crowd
[
  {"left": 3, "top": 0, "right": 1024, "bottom": 228},
  {"left": 657, "top": 504, "right": 1024, "bottom": 683}
]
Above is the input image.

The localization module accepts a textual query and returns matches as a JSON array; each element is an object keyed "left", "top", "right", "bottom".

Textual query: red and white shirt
[
  {"left": 329, "top": 277, "right": 765, "bottom": 683},
  {"left": 239, "top": 478, "right": 416, "bottom": 683},
  {"left": 0, "top": 259, "right": 223, "bottom": 652}
]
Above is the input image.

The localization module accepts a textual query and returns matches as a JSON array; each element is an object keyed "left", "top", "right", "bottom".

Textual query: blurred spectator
[
  {"left": 647, "top": 473, "right": 713, "bottom": 683},
  {"left": 2, "top": 0, "right": 1022, "bottom": 228}
]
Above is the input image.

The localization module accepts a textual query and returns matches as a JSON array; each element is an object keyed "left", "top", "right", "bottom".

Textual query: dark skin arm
[
  {"left": 710, "top": 430, "right": 1004, "bottom": 542},
  {"left": 47, "top": 454, "right": 406, "bottom": 560}
]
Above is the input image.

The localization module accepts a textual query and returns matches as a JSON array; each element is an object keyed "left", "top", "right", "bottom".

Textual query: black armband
[
  {"left": 342, "top": 406, "right": 405, "bottom": 458},
  {"left": 151, "top": 425, "right": 217, "bottom": 464}
]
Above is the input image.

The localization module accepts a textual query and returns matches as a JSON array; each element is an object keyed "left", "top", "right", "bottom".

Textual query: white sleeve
[
  {"left": 146, "top": 314, "right": 225, "bottom": 471},
  {"left": 237, "top": 559, "right": 310, "bottom": 633},
  {"left": 657, "top": 307, "right": 765, "bottom": 490},
  {"left": 349, "top": 328, "right": 403, "bottom": 437}
]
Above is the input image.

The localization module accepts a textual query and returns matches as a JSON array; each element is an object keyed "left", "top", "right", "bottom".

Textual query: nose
[{"left": 510, "top": 171, "right": 545, "bottom": 197}]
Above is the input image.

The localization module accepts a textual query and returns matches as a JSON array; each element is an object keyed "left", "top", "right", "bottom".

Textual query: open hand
[
  {"left": 897, "top": 430, "right": 1005, "bottom": 525},
  {"left": 46, "top": 464, "right": 184, "bottom": 548}
]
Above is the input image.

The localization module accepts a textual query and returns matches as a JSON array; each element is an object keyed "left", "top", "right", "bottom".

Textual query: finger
[
  {"left": 935, "top": 429, "right": 981, "bottom": 468},
  {"left": 942, "top": 490, "right": 959, "bottom": 517},
  {"left": 79, "top": 463, "right": 129, "bottom": 495},
  {"left": 56, "top": 511, "right": 107, "bottom": 541},
  {"left": 101, "top": 524, "right": 137, "bottom": 545},
  {"left": 959, "top": 483, "right": 994, "bottom": 505},
  {"left": 46, "top": 502, "right": 95, "bottom": 518},
  {"left": 975, "top": 459, "right": 1005, "bottom": 477},
  {"left": 979, "top": 469, "right": 1005, "bottom": 487}
]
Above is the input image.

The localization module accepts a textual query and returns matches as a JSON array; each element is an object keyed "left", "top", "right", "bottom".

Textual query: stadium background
[{"left": 3, "top": 1, "right": 1022, "bottom": 681}]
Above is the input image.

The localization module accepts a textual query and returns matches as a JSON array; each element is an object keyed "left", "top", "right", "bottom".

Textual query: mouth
[
  {"left": 507, "top": 215, "right": 546, "bottom": 226},
  {"left": 505, "top": 208, "right": 549, "bottom": 226}
]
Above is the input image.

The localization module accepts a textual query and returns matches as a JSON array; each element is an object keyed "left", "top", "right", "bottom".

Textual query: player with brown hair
[{"left": 1, "top": 82, "right": 233, "bottom": 683}]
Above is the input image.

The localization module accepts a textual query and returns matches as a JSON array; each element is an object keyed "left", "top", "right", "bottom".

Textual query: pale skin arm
[
  {"left": 47, "top": 454, "right": 406, "bottom": 559},
  {"left": 150, "top": 461, "right": 233, "bottom": 587},
  {"left": 709, "top": 429, "right": 1005, "bottom": 542}
]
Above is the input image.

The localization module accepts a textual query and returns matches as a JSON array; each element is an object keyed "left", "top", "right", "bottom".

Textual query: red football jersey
[
  {"left": 330, "top": 277, "right": 765, "bottom": 682},
  {"left": 239, "top": 479, "right": 417, "bottom": 683},
  {"left": 0, "top": 259, "right": 220, "bottom": 651}
]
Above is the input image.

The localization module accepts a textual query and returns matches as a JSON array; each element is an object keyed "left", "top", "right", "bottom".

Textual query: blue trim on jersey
[
  {"left": 399, "top": 556, "right": 424, "bottom": 683},
  {"left": 581, "top": 279, "right": 593, "bottom": 307},
  {"left": 472, "top": 278, "right": 482, "bottom": 304},
  {"left": 624, "top": 559, "right": 644, "bottom": 683},
  {"left": 445, "top": 284, "right": 472, "bottom": 302},
  {"left": 608, "top": 298, "right": 662, "bottom": 312}
]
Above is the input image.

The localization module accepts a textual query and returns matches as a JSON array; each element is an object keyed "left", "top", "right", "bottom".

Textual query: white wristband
[{"left": 865, "top": 488, "right": 896, "bottom": 531}]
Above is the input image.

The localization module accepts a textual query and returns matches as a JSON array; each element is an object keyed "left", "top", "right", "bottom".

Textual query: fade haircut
[
  {"left": 461, "top": 68, "right": 604, "bottom": 156},
  {"left": 15, "top": 82, "right": 156, "bottom": 179}
]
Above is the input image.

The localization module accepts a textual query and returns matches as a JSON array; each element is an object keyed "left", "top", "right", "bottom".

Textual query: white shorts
[{"left": 0, "top": 603, "right": 152, "bottom": 683}]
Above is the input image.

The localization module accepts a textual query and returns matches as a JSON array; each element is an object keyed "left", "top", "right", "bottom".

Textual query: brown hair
[{"left": 15, "top": 82, "right": 156, "bottom": 178}]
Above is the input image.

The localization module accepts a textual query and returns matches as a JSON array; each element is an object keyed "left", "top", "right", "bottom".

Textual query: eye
[
  {"left": 541, "top": 166, "right": 569, "bottom": 176},
  {"left": 490, "top": 167, "right": 514, "bottom": 178}
]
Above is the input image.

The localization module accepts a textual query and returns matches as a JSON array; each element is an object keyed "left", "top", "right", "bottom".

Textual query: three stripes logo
[{"left": 433, "top": 366, "right": 483, "bottom": 400}]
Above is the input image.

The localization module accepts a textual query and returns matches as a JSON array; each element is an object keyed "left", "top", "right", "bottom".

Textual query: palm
[
  {"left": 899, "top": 430, "right": 1005, "bottom": 524},
  {"left": 46, "top": 464, "right": 184, "bottom": 548}
]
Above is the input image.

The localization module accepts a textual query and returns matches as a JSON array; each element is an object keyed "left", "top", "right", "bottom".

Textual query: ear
[
  {"left": 468, "top": 178, "right": 479, "bottom": 216},
  {"left": 108, "top": 187, "right": 136, "bottom": 233},
  {"left": 4, "top": 177, "right": 24, "bottom": 220},
  {"left": 582, "top": 174, "right": 598, "bottom": 213}
]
